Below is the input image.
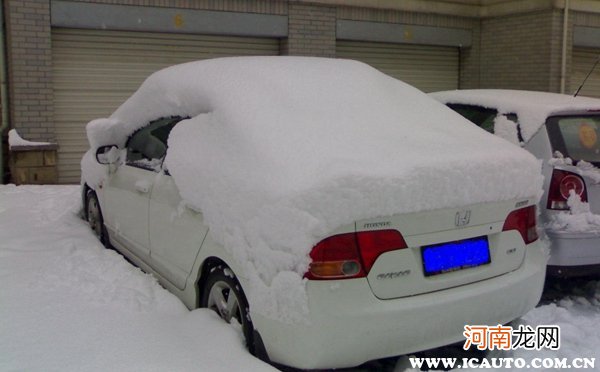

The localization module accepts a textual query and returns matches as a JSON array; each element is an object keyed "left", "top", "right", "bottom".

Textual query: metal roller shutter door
[
  {"left": 336, "top": 40, "right": 459, "bottom": 93},
  {"left": 571, "top": 47, "right": 600, "bottom": 98},
  {"left": 52, "top": 28, "right": 279, "bottom": 184}
]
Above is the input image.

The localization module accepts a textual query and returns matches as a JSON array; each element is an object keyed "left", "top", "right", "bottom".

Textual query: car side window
[
  {"left": 125, "top": 117, "right": 182, "bottom": 171},
  {"left": 447, "top": 104, "right": 498, "bottom": 134}
]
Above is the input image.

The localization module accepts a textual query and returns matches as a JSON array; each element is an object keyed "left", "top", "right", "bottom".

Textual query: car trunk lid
[{"left": 357, "top": 198, "right": 534, "bottom": 299}]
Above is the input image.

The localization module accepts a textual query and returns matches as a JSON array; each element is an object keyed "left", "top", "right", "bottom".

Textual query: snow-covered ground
[
  {"left": 0, "top": 185, "right": 274, "bottom": 372},
  {"left": 1, "top": 185, "right": 599, "bottom": 371}
]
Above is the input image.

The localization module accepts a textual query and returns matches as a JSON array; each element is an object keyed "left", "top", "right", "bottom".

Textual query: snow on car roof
[
  {"left": 431, "top": 89, "right": 600, "bottom": 141},
  {"left": 83, "top": 57, "right": 543, "bottom": 322}
]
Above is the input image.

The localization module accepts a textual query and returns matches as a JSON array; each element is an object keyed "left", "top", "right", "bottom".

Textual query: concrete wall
[
  {"left": 62, "top": 0, "right": 288, "bottom": 14},
  {"left": 336, "top": 5, "right": 479, "bottom": 88},
  {"left": 571, "top": 10, "right": 600, "bottom": 93},
  {"left": 460, "top": 21, "right": 481, "bottom": 89},
  {"left": 479, "top": 9, "right": 564, "bottom": 92}
]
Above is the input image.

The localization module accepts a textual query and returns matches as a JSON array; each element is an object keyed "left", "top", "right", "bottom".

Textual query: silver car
[{"left": 433, "top": 89, "right": 600, "bottom": 277}]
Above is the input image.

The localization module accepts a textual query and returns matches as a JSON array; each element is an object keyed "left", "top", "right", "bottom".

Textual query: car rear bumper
[
  {"left": 252, "top": 242, "right": 546, "bottom": 369},
  {"left": 546, "top": 229, "right": 600, "bottom": 273}
]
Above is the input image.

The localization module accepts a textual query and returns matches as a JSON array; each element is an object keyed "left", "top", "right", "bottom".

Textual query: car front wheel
[{"left": 86, "top": 190, "right": 108, "bottom": 246}]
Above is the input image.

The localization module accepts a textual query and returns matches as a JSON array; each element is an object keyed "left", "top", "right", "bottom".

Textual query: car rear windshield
[{"left": 547, "top": 114, "right": 600, "bottom": 165}]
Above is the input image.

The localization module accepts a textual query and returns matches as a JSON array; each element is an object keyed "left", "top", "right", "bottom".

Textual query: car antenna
[{"left": 574, "top": 54, "right": 600, "bottom": 97}]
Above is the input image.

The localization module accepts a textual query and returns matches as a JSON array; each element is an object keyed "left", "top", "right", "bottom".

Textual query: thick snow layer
[
  {"left": 83, "top": 57, "right": 544, "bottom": 322},
  {"left": 431, "top": 89, "right": 600, "bottom": 142},
  {"left": 8, "top": 129, "right": 52, "bottom": 149},
  {"left": 0, "top": 185, "right": 274, "bottom": 372}
]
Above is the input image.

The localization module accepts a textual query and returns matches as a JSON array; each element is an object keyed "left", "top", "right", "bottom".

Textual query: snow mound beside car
[
  {"left": 430, "top": 89, "right": 600, "bottom": 142},
  {"left": 83, "top": 57, "right": 544, "bottom": 322}
]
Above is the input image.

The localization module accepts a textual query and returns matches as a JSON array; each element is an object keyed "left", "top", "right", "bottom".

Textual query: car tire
[
  {"left": 86, "top": 190, "right": 108, "bottom": 247},
  {"left": 200, "top": 265, "right": 255, "bottom": 353}
]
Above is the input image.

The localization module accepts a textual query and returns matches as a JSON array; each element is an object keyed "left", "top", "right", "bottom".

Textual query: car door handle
[{"left": 135, "top": 180, "right": 151, "bottom": 194}]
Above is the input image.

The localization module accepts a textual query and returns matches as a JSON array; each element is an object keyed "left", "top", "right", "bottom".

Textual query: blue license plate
[{"left": 422, "top": 236, "right": 490, "bottom": 276}]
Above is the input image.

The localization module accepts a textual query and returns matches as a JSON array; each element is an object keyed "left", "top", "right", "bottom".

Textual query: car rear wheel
[
  {"left": 201, "top": 265, "right": 255, "bottom": 352},
  {"left": 86, "top": 190, "right": 108, "bottom": 246}
]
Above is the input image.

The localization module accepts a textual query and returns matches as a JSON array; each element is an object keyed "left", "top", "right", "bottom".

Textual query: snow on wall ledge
[
  {"left": 8, "top": 129, "right": 53, "bottom": 149},
  {"left": 82, "top": 57, "right": 544, "bottom": 323}
]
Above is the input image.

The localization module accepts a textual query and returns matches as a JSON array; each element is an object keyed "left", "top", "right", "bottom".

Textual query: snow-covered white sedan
[
  {"left": 432, "top": 89, "right": 600, "bottom": 278},
  {"left": 81, "top": 57, "right": 546, "bottom": 369}
]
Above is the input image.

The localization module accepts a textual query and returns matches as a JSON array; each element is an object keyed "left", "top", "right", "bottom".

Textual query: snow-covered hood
[
  {"left": 431, "top": 89, "right": 600, "bottom": 142},
  {"left": 83, "top": 57, "right": 544, "bottom": 322}
]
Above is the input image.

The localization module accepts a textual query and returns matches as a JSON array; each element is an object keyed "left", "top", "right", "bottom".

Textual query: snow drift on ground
[
  {"left": 473, "top": 280, "right": 600, "bottom": 372},
  {"left": 0, "top": 185, "right": 274, "bottom": 372},
  {"left": 395, "top": 279, "right": 600, "bottom": 372},
  {"left": 82, "top": 57, "right": 544, "bottom": 322},
  {"left": 431, "top": 89, "right": 600, "bottom": 142}
]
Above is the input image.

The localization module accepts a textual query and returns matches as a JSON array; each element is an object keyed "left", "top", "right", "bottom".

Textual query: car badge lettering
[
  {"left": 455, "top": 210, "right": 471, "bottom": 227},
  {"left": 363, "top": 221, "right": 391, "bottom": 229},
  {"left": 377, "top": 270, "right": 411, "bottom": 280},
  {"left": 515, "top": 200, "right": 529, "bottom": 208}
]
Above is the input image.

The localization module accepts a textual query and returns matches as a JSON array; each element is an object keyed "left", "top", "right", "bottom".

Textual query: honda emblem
[{"left": 455, "top": 210, "right": 471, "bottom": 227}]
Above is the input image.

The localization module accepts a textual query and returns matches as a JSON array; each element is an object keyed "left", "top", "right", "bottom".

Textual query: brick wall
[
  {"left": 479, "top": 10, "right": 564, "bottom": 92},
  {"left": 281, "top": 2, "right": 336, "bottom": 57},
  {"left": 5, "top": 0, "right": 53, "bottom": 142}
]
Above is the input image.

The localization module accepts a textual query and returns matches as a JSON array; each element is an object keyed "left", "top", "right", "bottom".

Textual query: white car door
[
  {"left": 103, "top": 165, "right": 155, "bottom": 259},
  {"left": 149, "top": 172, "right": 209, "bottom": 290},
  {"left": 103, "top": 118, "right": 179, "bottom": 261}
]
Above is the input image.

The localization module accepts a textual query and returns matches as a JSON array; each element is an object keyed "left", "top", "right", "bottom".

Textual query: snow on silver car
[{"left": 81, "top": 57, "right": 546, "bottom": 369}]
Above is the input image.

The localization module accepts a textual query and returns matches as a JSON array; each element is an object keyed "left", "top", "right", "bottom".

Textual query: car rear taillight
[
  {"left": 502, "top": 205, "right": 538, "bottom": 244},
  {"left": 305, "top": 230, "right": 407, "bottom": 280},
  {"left": 547, "top": 169, "right": 587, "bottom": 210},
  {"left": 306, "top": 233, "right": 364, "bottom": 280}
]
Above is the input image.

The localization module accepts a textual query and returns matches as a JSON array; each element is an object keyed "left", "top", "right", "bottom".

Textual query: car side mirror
[{"left": 96, "top": 145, "right": 120, "bottom": 165}]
